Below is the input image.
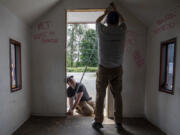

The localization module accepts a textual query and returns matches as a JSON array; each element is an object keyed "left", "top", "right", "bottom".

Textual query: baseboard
[{"left": 32, "top": 113, "right": 66, "bottom": 117}]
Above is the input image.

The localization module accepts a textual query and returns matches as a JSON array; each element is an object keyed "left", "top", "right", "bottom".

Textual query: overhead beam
[{"left": 67, "top": 9, "right": 105, "bottom": 12}]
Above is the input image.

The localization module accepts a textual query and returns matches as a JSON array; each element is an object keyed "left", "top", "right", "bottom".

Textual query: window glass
[
  {"left": 159, "top": 38, "right": 176, "bottom": 94},
  {"left": 10, "top": 39, "right": 22, "bottom": 92}
]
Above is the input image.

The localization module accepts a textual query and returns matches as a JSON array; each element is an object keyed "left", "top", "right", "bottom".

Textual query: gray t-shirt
[
  {"left": 96, "top": 22, "right": 127, "bottom": 68},
  {"left": 67, "top": 83, "right": 91, "bottom": 101}
]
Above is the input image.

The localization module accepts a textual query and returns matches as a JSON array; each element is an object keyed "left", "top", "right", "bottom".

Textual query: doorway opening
[{"left": 66, "top": 9, "right": 109, "bottom": 117}]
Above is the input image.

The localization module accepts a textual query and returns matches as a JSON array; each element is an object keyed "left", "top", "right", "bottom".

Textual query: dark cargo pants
[{"left": 95, "top": 65, "right": 123, "bottom": 124}]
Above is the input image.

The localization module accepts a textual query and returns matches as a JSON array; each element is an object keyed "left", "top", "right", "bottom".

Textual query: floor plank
[{"left": 13, "top": 116, "right": 166, "bottom": 135}]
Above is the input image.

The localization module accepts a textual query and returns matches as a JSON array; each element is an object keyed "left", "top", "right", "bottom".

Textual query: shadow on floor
[{"left": 13, "top": 116, "right": 166, "bottom": 135}]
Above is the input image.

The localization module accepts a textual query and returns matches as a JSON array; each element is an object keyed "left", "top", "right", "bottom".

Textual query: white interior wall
[
  {"left": 31, "top": 0, "right": 147, "bottom": 117},
  {"left": 145, "top": 6, "right": 180, "bottom": 135},
  {"left": 0, "top": 3, "right": 32, "bottom": 135},
  {"left": 0, "top": 0, "right": 180, "bottom": 134}
]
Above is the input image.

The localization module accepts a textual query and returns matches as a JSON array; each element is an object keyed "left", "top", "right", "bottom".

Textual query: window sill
[
  {"left": 159, "top": 88, "right": 174, "bottom": 95},
  {"left": 11, "top": 87, "right": 22, "bottom": 92}
]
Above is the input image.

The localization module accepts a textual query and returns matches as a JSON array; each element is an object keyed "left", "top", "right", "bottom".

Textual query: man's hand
[
  {"left": 104, "top": 8, "right": 109, "bottom": 15},
  {"left": 67, "top": 109, "right": 73, "bottom": 115},
  {"left": 110, "top": 2, "right": 116, "bottom": 11},
  {"left": 109, "top": 2, "right": 125, "bottom": 23},
  {"left": 96, "top": 9, "right": 109, "bottom": 23},
  {"left": 96, "top": 2, "right": 116, "bottom": 23}
]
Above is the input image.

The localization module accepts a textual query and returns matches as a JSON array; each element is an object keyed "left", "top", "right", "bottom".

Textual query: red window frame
[
  {"left": 159, "top": 38, "right": 176, "bottom": 94},
  {"left": 10, "top": 39, "right": 22, "bottom": 92}
]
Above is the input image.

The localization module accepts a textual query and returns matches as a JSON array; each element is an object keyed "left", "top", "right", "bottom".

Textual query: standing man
[
  {"left": 67, "top": 75, "right": 95, "bottom": 116},
  {"left": 92, "top": 2, "right": 127, "bottom": 132}
]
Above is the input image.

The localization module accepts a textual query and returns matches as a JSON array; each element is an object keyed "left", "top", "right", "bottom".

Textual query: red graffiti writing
[
  {"left": 33, "top": 20, "right": 59, "bottom": 44},
  {"left": 33, "top": 31, "right": 59, "bottom": 44},
  {"left": 37, "top": 21, "right": 52, "bottom": 31},
  {"left": 49, "top": 31, "right": 55, "bottom": 35},
  {"left": 153, "top": 11, "right": 176, "bottom": 35},
  {"left": 41, "top": 38, "right": 59, "bottom": 43},
  {"left": 124, "top": 30, "right": 145, "bottom": 68},
  {"left": 153, "top": 22, "right": 176, "bottom": 34},
  {"left": 125, "top": 30, "right": 137, "bottom": 51},
  {"left": 133, "top": 50, "right": 145, "bottom": 67},
  {"left": 33, "top": 32, "right": 48, "bottom": 40},
  {"left": 156, "top": 12, "right": 176, "bottom": 26}
]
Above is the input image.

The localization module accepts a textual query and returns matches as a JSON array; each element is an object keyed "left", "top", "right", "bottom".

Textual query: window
[
  {"left": 159, "top": 38, "right": 176, "bottom": 94},
  {"left": 10, "top": 39, "right": 22, "bottom": 92}
]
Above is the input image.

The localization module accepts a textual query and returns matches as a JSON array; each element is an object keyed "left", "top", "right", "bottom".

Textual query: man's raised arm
[
  {"left": 110, "top": 2, "right": 125, "bottom": 23},
  {"left": 96, "top": 9, "right": 109, "bottom": 24}
]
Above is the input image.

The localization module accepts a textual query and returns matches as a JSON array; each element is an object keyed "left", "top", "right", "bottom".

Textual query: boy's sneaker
[{"left": 92, "top": 121, "right": 103, "bottom": 130}]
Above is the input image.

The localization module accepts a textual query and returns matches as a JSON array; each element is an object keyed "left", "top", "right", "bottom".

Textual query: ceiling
[
  {"left": 0, "top": 0, "right": 60, "bottom": 26},
  {"left": 118, "top": 0, "right": 180, "bottom": 26},
  {"left": 0, "top": 0, "right": 179, "bottom": 26}
]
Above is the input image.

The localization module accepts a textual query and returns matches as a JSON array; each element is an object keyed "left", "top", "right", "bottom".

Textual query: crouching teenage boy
[{"left": 67, "top": 76, "right": 95, "bottom": 116}]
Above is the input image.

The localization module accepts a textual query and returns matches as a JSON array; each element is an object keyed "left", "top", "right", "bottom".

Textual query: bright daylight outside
[
  {"left": 66, "top": 23, "right": 97, "bottom": 107},
  {"left": 66, "top": 11, "right": 107, "bottom": 115}
]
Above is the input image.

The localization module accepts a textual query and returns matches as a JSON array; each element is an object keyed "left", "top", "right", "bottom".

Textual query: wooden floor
[{"left": 13, "top": 116, "right": 166, "bottom": 135}]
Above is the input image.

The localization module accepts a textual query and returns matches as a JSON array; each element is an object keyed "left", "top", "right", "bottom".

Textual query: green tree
[
  {"left": 67, "top": 24, "right": 87, "bottom": 67},
  {"left": 80, "top": 29, "right": 98, "bottom": 67}
]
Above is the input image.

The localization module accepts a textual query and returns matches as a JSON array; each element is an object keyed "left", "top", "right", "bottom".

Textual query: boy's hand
[{"left": 67, "top": 109, "right": 73, "bottom": 115}]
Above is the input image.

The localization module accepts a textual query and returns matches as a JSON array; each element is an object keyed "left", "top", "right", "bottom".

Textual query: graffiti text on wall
[
  {"left": 152, "top": 11, "right": 176, "bottom": 35},
  {"left": 125, "top": 30, "right": 145, "bottom": 68},
  {"left": 33, "top": 20, "right": 59, "bottom": 44}
]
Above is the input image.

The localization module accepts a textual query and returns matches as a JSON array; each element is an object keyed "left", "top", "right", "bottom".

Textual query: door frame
[{"left": 65, "top": 8, "right": 109, "bottom": 115}]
